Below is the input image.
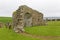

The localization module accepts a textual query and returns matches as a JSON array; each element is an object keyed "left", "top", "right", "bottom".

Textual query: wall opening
[{"left": 24, "top": 12, "right": 32, "bottom": 27}]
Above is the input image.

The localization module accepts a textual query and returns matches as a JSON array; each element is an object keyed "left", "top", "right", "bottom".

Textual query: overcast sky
[{"left": 0, "top": 0, "right": 60, "bottom": 17}]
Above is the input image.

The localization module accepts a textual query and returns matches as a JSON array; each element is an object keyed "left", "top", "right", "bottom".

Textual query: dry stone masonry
[{"left": 12, "top": 5, "right": 45, "bottom": 33}]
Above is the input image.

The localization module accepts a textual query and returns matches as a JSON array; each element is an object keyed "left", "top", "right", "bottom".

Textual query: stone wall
[
  {"left": 0, "top": 22, "right": 4, "bottom": 28},
  {"left": 12, "top": 5, "right": 45, "bottom": 32}
]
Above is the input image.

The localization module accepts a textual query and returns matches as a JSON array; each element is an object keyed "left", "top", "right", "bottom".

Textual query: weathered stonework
[
  {"left": 0, "top": 22, "right": 4, "bottom": 28},
  {"left": 12, "top": 5, "right": 45, "bottom": 32},
  {"left": 5, "top": 22, "right": 12, "bottom": 29}
]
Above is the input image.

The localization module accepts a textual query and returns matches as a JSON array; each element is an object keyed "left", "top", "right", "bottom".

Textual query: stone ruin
[
  {"left": 5, "top": 22, "right": 12, "bottom": 29},
  {"left": 0, "top": 22, "right": 4, "bottom": 28},
  {"left": 12, "top": 5, "right": 45, "bottom": 33}
]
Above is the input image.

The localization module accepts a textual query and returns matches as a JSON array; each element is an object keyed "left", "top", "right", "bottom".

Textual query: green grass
[
  {"left": 0, "top": 28, "right": 39, "bottom": 40},
  {"left": 0, "top": 17, "right": 12, "bottom": 23},
  {"left": 47, "top": 21, "right": 60, "bottom": 26},
  {"left": 0, "top": 17, "right": 40, "bottom": 40},
  {"left": 25, "top": 21, "right": 60, "bottom": 36},
  {"left": 0, "top": 17, "right": 60, "bottom": 40}
]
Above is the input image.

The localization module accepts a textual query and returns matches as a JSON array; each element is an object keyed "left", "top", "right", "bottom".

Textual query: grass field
[
  {"left": 0, "top": 17, "right": 12, "bottom": 23},
  {"left": 25, "top": 21, "right": 60, "bottom": 36},
  {"left": 0, "top": 17, "right": 40, "bottom": 40},
  {"left": 0, "top": 17, "right": 60, "bottom": 40},
  {"left": 0, "top": 28, "right": 39, "bottom": 40}
]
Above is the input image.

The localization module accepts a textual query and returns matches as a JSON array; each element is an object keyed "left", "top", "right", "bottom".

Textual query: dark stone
[{"left": 5, "top": 22, "right": 12, "bottom": 29}]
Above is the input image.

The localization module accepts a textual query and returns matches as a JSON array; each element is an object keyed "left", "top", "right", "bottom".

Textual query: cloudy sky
[{"left": 0, "top": 0, "right": 60, "bottom": 17}]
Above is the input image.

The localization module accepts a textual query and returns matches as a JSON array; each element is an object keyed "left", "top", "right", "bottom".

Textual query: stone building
[{"left": 12, "top": 5, "right": 45, "bottom": 32}]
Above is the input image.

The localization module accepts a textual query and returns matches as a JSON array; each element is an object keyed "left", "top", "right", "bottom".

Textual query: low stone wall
[
  {"left": 0, "top": 22, "right": 4, "bottom": 28},
  {"left": 5, "top": 22, "right": 12, "bottom": 29}
]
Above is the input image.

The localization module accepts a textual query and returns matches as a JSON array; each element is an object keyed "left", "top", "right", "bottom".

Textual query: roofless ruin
[{"left": 12, "top": 5, "right": 45, "bottom": 32}]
